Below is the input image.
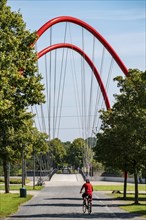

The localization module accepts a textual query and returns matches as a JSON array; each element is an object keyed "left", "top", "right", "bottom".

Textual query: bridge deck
[{"left": 50, "top": 173, "right": 84, "bottom": 182}]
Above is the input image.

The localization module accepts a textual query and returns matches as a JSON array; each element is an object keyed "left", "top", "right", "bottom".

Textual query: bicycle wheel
[
  {"left": 88, "top": 201, "right": 92, "bottom": 214},
  {"left": 82, "top": 202, "right": 86, "bottom": 213}
]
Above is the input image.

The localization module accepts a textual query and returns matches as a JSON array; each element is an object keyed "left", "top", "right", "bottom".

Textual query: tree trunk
[
  {"left": 134, "top": 162, "right": 139, "bottom": 204},
  {"left": 123, "top": 170, "right": 127, "bottom": 199},
  {"left": 3, "top": 159, "right": 10, "bottom": 193}
]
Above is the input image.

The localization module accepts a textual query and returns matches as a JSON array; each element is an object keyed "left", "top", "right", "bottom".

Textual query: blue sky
[
  {"left": 7, "top": 0, "right": 146, "bottom": 141},
  {"left": 7, "top": 0, "right": 145, "bottom": 71}
]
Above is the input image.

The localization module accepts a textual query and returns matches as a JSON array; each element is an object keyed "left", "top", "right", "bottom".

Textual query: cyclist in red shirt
[{"left": 80, "top": 179, "right": 93, "bottom": 203}]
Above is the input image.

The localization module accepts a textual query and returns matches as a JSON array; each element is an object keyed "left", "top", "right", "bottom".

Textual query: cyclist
[{"left": 80, "top": 178, "right": 93, "bottom": 204}]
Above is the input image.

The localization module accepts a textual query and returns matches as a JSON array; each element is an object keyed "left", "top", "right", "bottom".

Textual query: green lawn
[
  {"left": 0, "top": 193, "right": 33, "bottom": 218},
  {"left": 0, "top": 183, "right": 43, "bottom": 218},
  {"left": 0, "top": 177, "right": 30, "bottom": 184},
  {"left": 120, "top": 204, "right": 146, "bottom": 218},
  {"left": 93, "top": 184, "right": 146, "bottom": 191},
  {"left": 114, "top": 193, "right": 146, "bottom": 218},
  {"left": 93, "top": 184, "right": 146, "bottom": 218}
]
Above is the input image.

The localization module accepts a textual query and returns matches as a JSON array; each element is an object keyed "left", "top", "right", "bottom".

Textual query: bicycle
[{"left": 82, "top": 194, "right": 92, "bottom": 214}]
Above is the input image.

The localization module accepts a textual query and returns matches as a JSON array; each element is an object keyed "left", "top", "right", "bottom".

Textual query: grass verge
[
  {"left": 93, "top": 184, "right": 146, "bottom": 191},
  {"left": 0, "top": 193, "right": 33, "bottom": 218},
  {"left": 114, "top": 193, "right": 146, "bottom": 218},
  {"left": 0, "top": 177, "right": 30, "bottom": 184},
  {"left": 93, "top": 184, "right": 146, "bottom": 219},
  {"left": 0, "top": 184, "right": 43, "bottom": 190}
]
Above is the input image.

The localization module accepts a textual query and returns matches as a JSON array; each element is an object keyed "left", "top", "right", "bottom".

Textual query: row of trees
[
  {"left": 48, "top": 137, "right": 95, "bottom": 171},
  {"left": 0, "top": 0, "right": 49, "bottom": 193},
  {"left": 93, "top": 69, "right": 146, "bottom": 204}
]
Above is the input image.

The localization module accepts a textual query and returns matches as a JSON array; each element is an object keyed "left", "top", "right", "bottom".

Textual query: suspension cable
[
  {"left": 48, "top": 27, "right": 52, "bottom": 139},
  {"left": 101, "top": 57, "right": 114, "bottom": 108},
  {"left": 54, "top": 22, "right": 68, "bottom": 138},
  {"left": 34, "top": 105, "right": 42, "bottom": 131},
  {"left": 69, "top": 50, "right": 82, "bottom": 136},
  {"left": 87, "top": 36, "right": 96, "bottom": 138},
  {"left": 40, "top": 104, "right": 46, "bottom": 133},
  {"left": 44, "top": 53, "right": 50, "bottom": 136},
  {"left": 92, "top": 46, "right": 105, "bottom": 134},
  {"left": 81, "top": 27, "right": 87, "bottom": 140},
  {"left": 32, "top": 43, "right": 42, "bottom": 132},
  {"left": 68, "top": 23, "right": 82, "bottom": 137},
  {"left": 56, "top": 49, "right": 68, "bottom": 137},
  {"left": 53, "top": 50, "right": 57, "bottom": 139}
]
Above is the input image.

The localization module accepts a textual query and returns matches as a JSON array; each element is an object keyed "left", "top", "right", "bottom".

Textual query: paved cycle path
[{"left": 5, "top": 178, "right": 144, "bottom": 220}]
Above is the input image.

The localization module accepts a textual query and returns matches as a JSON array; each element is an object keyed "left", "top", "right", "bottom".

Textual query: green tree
[
  {"left": 48, "top": 138, "right": 66, "bottom": 168},
  {"left": 63, "top": 141, "right": 72, "bottom": 167},
  {"left": 95, "top": 122, "right": 130, "bottom": 198},
  {"left": 85, "top": 137, "right": 95, "bottom": 175},
  {"left": 94, "top": 69, "right": 146, "bottom": 204},
  {"left": 26, "top": 127, "right": 49, "bottom": 180},
  {"left": 31, "top": 128, "right": 49, "bottom": 157},
  {"left": 0, "top": 1, "right": 45, "bottom": 192},
  {"left": 67, "top": 138, "right": 85, "bottom": 169}
]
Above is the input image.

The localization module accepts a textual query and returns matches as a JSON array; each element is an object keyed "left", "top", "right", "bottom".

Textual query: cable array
[{"left": 31, "top": 18, "right": 126, "bottom": 142}]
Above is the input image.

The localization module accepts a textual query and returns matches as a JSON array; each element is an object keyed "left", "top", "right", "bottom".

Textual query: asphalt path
[{"left": 5, "top": 174, "right": 145, "bottom": 220}]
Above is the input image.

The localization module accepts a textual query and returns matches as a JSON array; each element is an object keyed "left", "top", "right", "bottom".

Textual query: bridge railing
[
  {"left": 48, "top": 168, "right": 58, "bottom": 181},
  {"left": 79, "top": 169, "right": 86, "bottom": 181}
]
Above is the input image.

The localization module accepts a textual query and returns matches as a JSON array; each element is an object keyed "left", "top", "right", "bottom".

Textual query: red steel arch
[
  {"left": 36, "top": 16, "right": 129, "bottom": 76},
  {"left": 37, "top": 43, "right": 111, "bottom": 110}
]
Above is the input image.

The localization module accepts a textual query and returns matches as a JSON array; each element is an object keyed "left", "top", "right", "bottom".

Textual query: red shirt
[{"left": 81, "top": 183, "right": 93, "bottom": 195}]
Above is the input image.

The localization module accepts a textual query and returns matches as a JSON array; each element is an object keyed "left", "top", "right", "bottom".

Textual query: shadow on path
[{"left": 10, "top": 212, "right": 143, "bottom": 219}]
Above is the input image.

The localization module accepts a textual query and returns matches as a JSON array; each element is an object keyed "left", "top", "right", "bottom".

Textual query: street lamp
[{"left": 20, "top": 143, "right": 27, "bottom": 197}]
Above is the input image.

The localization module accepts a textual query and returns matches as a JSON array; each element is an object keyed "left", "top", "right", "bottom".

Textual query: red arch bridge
[{"left": 31, "top": 16, "right": 128, "bottom": 142}]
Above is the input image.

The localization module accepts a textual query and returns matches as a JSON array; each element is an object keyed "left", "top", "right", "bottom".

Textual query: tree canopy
[
  {"left": 0, "top": 0, "right": 46, "bottom": 192},
  {"left": 94, "top": 69, "right": 146, "bottom": 203},
  {"left": 48, "top": 138, "right": 66, "bottom": 168},
  {"left": 0, "top": 1, "right": 46, "bottom": 157}
]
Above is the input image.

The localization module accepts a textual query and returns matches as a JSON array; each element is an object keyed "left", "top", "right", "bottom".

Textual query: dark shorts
[{"left": 82, "top": 193, "right": 92, "bottom": 200}]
